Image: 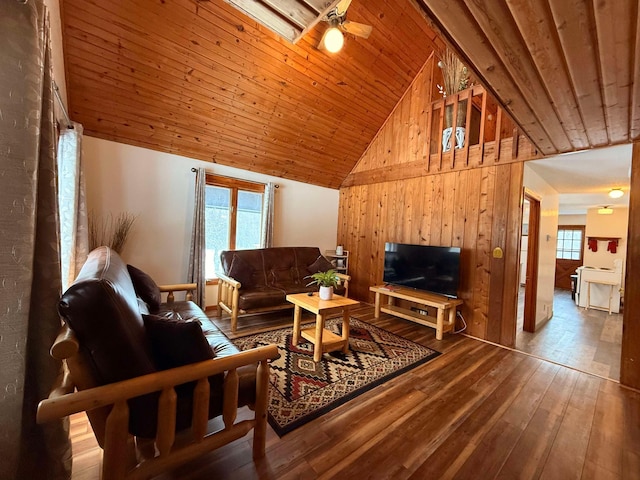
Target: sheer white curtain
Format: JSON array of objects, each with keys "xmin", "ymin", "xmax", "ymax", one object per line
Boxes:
[
  {"xmin": 188, "ymin": 168, "xmax": 206, "ymax": 306},
  {"xmin": 260, "ymin": 182, "xmax": 276, "ymax": 248},
  {"xmin": 58, "ymin": 122, "xmax": 89, "ymax": 290}
]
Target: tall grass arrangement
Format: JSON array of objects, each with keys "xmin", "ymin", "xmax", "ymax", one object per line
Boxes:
[
  {"xmin": 437, "ymin": 48, "xmax": 471, "ymax": 129},
  {"xmin": 437, "ymin": 48, "xmax": 469, "ymax": 97},
  {"xmin": 89, "ymin": 212, "xmax": 137, "ymax": 253}
]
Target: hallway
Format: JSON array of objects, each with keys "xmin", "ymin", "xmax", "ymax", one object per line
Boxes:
[{"xmin": 516, "ymin": 288, "xmax": 622, "ymax": 380}]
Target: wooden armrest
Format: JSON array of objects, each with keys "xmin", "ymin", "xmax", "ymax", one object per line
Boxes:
[
  {"xmin": 336, "ymin": 273, "xmax": 350, "ymax": 298},
  {"xmin": 159, "ymin": 283, "xmax": 197, "ymax": 303},
  {"xmin": 158, "ymin": 283, "xmax": 197, "ymax": 292},
  {"xmin": 37, "ymin": 344, "xmax": 279, "ymax": 424},
  {"xmin": 51, "ymin": 323, "xmax": 79, "ymax": 360},
  {"xmin": 216, "ymin": 273, "xmax": 241, "ymax": 288}
]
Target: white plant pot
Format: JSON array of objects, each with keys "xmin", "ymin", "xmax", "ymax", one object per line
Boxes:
[{"xmin": 319, "ymin": 286, "xmax": 334, "ymax": 300}]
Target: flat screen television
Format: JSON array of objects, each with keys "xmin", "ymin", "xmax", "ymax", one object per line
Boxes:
[{"xmin": 383, "ymin": 242, "xmax": 461, "ymax": 298}]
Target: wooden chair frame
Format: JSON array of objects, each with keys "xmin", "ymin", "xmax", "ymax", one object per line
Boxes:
[{"xmin": 37, "ymin": 284, "xmax": 279, "ymax": 480}]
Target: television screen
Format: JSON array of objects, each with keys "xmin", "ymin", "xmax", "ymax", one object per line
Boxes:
[{"xmin": 383, "ymin": 243, "xmax": 461, "ymax": 298}]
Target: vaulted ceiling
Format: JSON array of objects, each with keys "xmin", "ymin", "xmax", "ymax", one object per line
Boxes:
[
  {"xmin": 60, "ymin": 0, "xmax": 443, "ymax": 189},
  {"xmin": 61, "ymin": 0, "xmax": 639, "ymax": 189}
]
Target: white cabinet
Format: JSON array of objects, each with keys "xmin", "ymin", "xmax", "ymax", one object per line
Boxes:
[
  {"xmin": 324, "ymin": 250, "xmax": 349, "ymax": 275},
  {"xmin": 576, "ymin": 259, "xmax": 623, "ymax": 313}
]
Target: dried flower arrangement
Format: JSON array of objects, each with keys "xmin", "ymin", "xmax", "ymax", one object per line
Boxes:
[
  {"xmin": 89, "ymin": 212, "xmax": 137, "ymax": 253},
  {"xmin": 436, "ymin": 48, "xmax": 470, "ymax": 98}
]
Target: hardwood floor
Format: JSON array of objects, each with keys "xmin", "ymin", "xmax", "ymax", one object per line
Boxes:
[
  {"xmin": 516, "ymin": 288, "xmax": 623, "ymax": 381},
  {"xmin": 69, "ymin": 306, "xmax": 640, "ymax": 479}
]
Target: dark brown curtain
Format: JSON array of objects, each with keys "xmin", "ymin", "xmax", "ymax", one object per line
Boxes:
[{"xmin": 0, "ymin": 0, "xmax": 71, "ymax": 478}]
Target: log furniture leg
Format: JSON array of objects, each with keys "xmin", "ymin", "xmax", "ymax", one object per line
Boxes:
[
  {"xmin": 292, "ymin": 305, "xmax": 301, "ymax": 346},
  {"xmin": 342, "ymin": 308, "xmax": 350, "ymax": 354},
  {"xmin": 314, "ymin": 313, "xmax": 325, "ymax": 362}
]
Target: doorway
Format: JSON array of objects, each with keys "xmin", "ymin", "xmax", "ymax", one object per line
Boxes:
[{"xmin": 520, "ymin": 191, "xmax": 540, "ymax": 333}]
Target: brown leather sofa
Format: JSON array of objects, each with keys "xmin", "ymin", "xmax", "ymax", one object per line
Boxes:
[
  {"xmin": 36, "ymin": 246, "xmax": 278, "ymax": 480},
  {"xmin": 216, "ymin": 247, "xmax": 351, "ymax": 333}
]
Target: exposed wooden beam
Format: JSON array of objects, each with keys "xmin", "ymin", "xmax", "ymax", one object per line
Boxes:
[
  {"xmin": 546, "ymin": 0, "xmax": 608, "ymax": 146},
  {"xmin": 460, "ymin": 0, "xmax": 573, "ymax": 152},
  {"xmin": 504, "ymin": 0, "xmax": 590, "ymax": 150}
]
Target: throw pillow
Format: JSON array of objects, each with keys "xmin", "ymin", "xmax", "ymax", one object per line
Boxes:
[
  {"xmin": 127, "ymin": 264, "xmax": 162, "ymax": 313},
  {"xmin": 228, "ymin": 254, "xmax": 255, "ymax": 287},
  {"xmin": 307, "ymin": 255, "xmax": 334, "ymax": 275},
  {"xmin": 143, "ymin": 314, "xmax": 214, "ymax": 370}
]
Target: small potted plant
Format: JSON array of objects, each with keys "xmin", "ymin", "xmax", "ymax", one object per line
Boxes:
[{"xmin": 306, "ymin": 269, "xmax": 340, "ymax": 300}]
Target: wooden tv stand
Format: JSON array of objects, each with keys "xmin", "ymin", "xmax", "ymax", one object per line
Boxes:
[{"xmin": 370, "ymin": 285, "xmax": 463, "ymax": 340}]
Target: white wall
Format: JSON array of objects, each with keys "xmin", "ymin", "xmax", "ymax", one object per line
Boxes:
[
  {"xmin": 83, "ymin": 137, "xmax": 340, "ymax": 307},
  {"xmin": 524, "ymin": 164, "xmax": 560, "ymax": 327},
  {"xmin": 584, "ymin": 207, "xmax": 628, "ymax": 272},
  {"xmin": 558, "ymin": 214, "xmax": 586, "ymax": 226}
]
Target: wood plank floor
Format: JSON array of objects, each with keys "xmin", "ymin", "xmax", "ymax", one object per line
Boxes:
[
  {"xmin": 69, "ymin": 306, "xmax": 640, "ymax": 480},
  {"xmin": 516, "ymin": 288, "xmax": 623, "ymax": 380}
]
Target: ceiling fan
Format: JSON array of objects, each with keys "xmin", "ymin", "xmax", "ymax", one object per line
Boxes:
[{"xmin": 318, "ymin": 0, "xmax": 373, "ymax": 53}]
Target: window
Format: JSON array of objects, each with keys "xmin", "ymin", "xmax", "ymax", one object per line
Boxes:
[
  {"xmin": 205, "ymin": 174, "xmax": 264, "ymax": 279},
  {"xmin": 556, "ymin": 227, "xmax": 584, "ymax": 261}
]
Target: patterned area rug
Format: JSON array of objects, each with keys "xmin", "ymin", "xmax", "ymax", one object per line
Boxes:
[{"xmin": 233, "ymin": 318, "xmax": 440, "ymax": 436}]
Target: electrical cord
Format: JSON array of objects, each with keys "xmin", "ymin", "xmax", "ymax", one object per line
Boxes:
[{"xmin": 453, "ymin": 310, "xmax": 467, "ymax": 334}]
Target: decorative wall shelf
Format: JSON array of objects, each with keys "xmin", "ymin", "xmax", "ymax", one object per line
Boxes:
[
  {"xmin": 587, "ymin": 236, "xmax": 620, "ymax": 243},
  {"xmin": 325, "ymin": 250, "xmax": 349, "ymax": 275}
]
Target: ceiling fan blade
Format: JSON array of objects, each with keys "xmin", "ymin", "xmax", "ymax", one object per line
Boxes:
[
  {"xmin": 340, "ymin": 20, "xmax": 373, "ymax": 39},
  {"xmin": 334, "ymin": 0, "xmax": 352, "ymax": 16}
]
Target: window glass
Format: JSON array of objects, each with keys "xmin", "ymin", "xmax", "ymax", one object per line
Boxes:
[
  {"xmin": 556, "ymin": 227, "xmax": 584, "ymax": 261},
  {"xmin": 236, "ymin": 191, "xmax": 263, "ymax": 250},
  {"xmin": 205, "ymin": 186, "xmax": 231, "ymax": 278}
]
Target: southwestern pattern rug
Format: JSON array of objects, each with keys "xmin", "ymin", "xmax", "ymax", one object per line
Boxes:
[{"xmin": 233, "ymin": 318, "xmax": 440, "ymax": 436}]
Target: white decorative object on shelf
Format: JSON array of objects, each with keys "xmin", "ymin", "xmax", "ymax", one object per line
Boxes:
[{"xmin": 325, "ymin": 249, "xmax": 349, "ymax": 275}]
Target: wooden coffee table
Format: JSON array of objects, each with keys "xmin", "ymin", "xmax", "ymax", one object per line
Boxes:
[{"xmin": 286, "ymin": 293, "xmax": 360, "ymax": 362}]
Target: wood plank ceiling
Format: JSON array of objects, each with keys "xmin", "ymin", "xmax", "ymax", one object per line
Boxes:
[
  {"xmin": 416, "ymin": 0, "xmax": 640, "ymax": 156},
  {"xmin": 60, "ymin": 0, "xmax": 444, "ymax": 188}
]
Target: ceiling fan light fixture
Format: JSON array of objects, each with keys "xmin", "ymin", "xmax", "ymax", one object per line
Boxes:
[
  {"xmin": 608, "ymin": 188, "xmax": 624, "ymax": 198},
  {"xmin": 322, "ymin": 26, "xmax": 344, "ymax": 53},
  {"xmin": 597, "ymin": 206, "xmax": 614, "ymax": 215}
]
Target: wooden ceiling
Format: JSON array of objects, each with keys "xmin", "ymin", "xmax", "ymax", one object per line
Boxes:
[
  {"xmin": 60, "ymin": 0, "xmax": 443, "ymax": 188},
  {"xmin": 417, "ymin": 0, "xmax": 640, "ymax": 156}
]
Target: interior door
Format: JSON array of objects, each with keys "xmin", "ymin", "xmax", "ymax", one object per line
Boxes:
[
  {"xmin": 523, "ymin": 192, "xmax": 540, "ymax": 333},
  {"xmin": 555, "ymin": 226, "xmax": 585, "ymax": 290}
]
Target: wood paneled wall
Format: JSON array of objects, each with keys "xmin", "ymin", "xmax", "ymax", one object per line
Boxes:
[
  {"xmin": 621, "ymin": 142, "xmax": 640, "ymax": 389},
  {"xmin": 338, "ymin": 55, "xmax": 533, "ymax": 346},
  {"xmin": 338, "ymin": 163, "xmax": 523, "ymax": 344}
]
